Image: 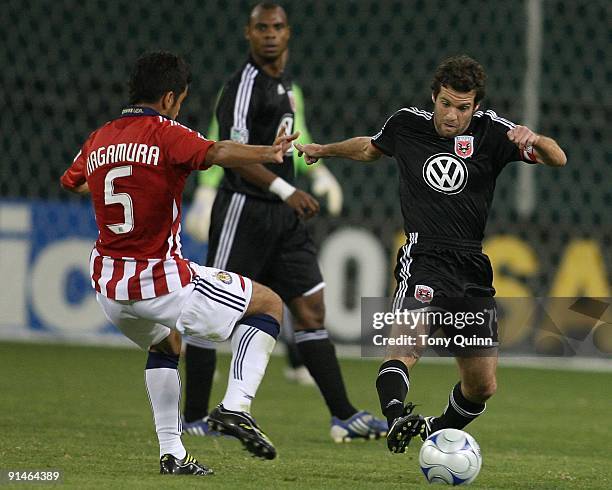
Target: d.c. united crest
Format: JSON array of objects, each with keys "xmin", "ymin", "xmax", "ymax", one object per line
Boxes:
[
  {"xmin": 454, "ymin": 135, "xmax": 474, "ymax": 158},
  {"xmin": 414, "ymin": 284, "xmax": 434, "ymax": 303}
]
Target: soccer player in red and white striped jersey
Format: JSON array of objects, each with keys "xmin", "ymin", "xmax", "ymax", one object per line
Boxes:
[{"xmin": 61, "ymin": 51, "xmax": 296, "ymax": 475}]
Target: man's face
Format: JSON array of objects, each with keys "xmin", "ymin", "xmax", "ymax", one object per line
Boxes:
[
  {"xmin": 168, "ymin": 87, "xmax": 188, "ymax": 120},
  {"xmin": 245, "ymin": 7, "xmax": 290, "ymax": 61},
  {"xmin": 432, "ymin": 85, "xmax": 479, "ymax": 138}
]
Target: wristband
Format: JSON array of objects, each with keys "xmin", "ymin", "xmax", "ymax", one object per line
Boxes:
[{"xmin": 268, "ymin": 177, "xmax": 296, "ymax": 201}]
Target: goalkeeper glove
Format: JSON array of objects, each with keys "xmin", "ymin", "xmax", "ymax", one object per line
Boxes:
[
  {"xmin": 184, "ymin": 186, "xmax": 217, "ymax": 242},
  {"xmin": 310, "ymin": 165, "xmax": 343, "ymax": 216}
]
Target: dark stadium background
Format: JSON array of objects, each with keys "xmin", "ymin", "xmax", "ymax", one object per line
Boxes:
[
  {"xmin": 1, "ymin": 0, "xmax": 610, "ymax": 352},
  {"xmin": 1, "ymin": 2, "xmax": 611, "ymax": 488}
]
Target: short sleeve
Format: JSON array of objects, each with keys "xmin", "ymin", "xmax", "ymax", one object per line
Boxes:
[
  {"xmin": 60, "ymin": 146, "xmax": 88, "ymax": 189},
  {"xmin": 162, "ymin": 122, "xmax": 216, "ymax": 171},
  {"xmin": 371, "ymin": 110, "xmax": 403, "ymax": 157},
  {"xmin": 496, "ymin": 131, "xmax": 523, "ymax": 166},
  {"xmin": 485, "ymin": 110, "xmax": 538, "ymax": 168}
]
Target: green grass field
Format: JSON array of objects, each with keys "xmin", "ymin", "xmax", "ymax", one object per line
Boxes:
[{"xmin": 0, "ymin": 342, "xmax": 610, "ymax": 489}]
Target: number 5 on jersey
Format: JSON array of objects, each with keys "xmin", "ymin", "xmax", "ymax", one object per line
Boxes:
[{"xmin": 104, "ymin": 165, "xmax": 134, "ymax": 234}]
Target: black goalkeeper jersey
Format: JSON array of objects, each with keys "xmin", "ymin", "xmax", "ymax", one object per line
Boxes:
[
  {"xmin": 217, "ymin": 56, "xmax": 295, "ymax": 200},
  {"xmin": 371, "ymin": 107, "xmax": 537, "ymax": 244}
]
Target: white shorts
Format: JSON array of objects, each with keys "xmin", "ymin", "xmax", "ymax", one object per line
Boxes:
[{"xmin": 96, "ymin": 266, "xmax": 253, "ymax": 350}]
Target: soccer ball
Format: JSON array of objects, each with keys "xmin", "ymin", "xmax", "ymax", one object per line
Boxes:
[{"xmin": 418, "ymin": 428, "xmax": 482, "ymax": 485}]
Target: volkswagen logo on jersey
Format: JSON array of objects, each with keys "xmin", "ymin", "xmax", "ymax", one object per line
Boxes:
[{"xmin": 422, "ymin": 153, "xmax": 468, "ymax": 195}]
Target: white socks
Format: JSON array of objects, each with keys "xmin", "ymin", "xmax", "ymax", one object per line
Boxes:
[
  {"xmin": 145, "ymin": 366, "xmax": 186, "ymax": 459},
  {"xmin": 221, "ymin": 322, "xmax": 277, "ymax": 412}
]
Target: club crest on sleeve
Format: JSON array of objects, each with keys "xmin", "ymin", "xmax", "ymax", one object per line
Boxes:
[
  {"xmin": 454, "ymin": 135, "xmax": 474, "ymax": 158},
  {"xmin": 414, "ymin": 284, "xmax": 434, "ymax": 303},
  {"xmin": 215, "ymin": 271, "xmax": 233, "ymax": 284},
  {"xmin": 230, "ymin": 126, "xmax": 249, "ymax": 144}
]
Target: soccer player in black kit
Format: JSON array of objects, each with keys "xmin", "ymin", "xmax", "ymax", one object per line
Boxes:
[
  {"xmin": 297, "ymin": 54, "xmax": 566, "ymax": 453},
  {"xmin": 183, "ymin": 2, "xmax": 387, "ymax": 442}
]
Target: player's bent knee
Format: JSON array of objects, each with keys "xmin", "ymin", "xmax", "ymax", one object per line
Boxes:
[
  {"xmin": 147, "ymin": 330, "xmax": 181, "ymax": 369},
  {"xmin": 293, "ymin": 309, "xmax": 324, "ymax": 330},
  {"xmin": 291, "ymin": 298, "xmax": 325, "ymax": 330},
  {"xmin": 149, "ymin": 329, "xmax": 181, "ymax": 356},
  {"xmin": 246, "ymin": 282, "xmax": 283, "ymax": 325}
]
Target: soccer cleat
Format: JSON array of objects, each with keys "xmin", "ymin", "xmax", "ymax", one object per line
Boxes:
[
  {"xmin": 420, "ymin": 416, "xmax": 435, "ymax": 441},
  {"xmin": 159, "ymin": 453, "xmax": 214, "ymax": 476},
  {"xmin": 181, "ymin": 415, "xmax": 221, "ymax": 437},
  {"xmin": 207, "ymin": 404, "xmax": 276, "ymax": 460},
  {"xmin": 386, "ymin": 402, "xmax": 430, "ymax": 454},
  {"xmin": 330, "ymin": 411, "xmax": 389, "ymax": 443}
]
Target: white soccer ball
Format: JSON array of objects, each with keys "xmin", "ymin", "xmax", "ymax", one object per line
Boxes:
[{"xmin": 418, "ymin": 428, "xmax": 482, "ymax": 485}]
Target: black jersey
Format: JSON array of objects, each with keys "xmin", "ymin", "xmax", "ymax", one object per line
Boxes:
[
  {"xmin": 371, "ymin": 107, "xmax": 537, "ymax": 244},
  {"xmin": 216, "ymin": 56, "xmax": 295, "ymax": 200}
]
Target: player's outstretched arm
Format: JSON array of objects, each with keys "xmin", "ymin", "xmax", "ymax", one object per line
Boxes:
[
  {"xmin": 205, "ymin": 132, "xmax": 299, "ymax": 167},
  {"xmin": 506, "ymin": 126, "xmax": 567, "ymax": 167},
  {"xmin": 295, "ymin": 137, "xmax": 383, "ymax": 164}
]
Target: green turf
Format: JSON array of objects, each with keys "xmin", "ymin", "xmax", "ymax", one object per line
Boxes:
[{"xmin": 0, "ymin": 342, "xmax": 610, "ymax": 489}]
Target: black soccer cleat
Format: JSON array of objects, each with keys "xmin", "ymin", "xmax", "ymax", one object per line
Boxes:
[
  {"xmin": 207, "ymin": 404, "xmax": 277, "ymax": 460},
  {"xmin": 386, "ymin": 402, "xmax": 433, "ymax": 454},
  {"xmin": 159, "ymin": 452, "xmax": 214, "ymax": 476}
]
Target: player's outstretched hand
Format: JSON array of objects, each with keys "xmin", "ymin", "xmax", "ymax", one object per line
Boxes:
[
  {"xmin": 269, "ymin": 131, "xmax": 300, "ymax": 163},
  {"xmin": 286, "ymin": 189, "xmax": 320, "ymax": 220},
  {"xmin": 507, "ymin": 125, "xmax": 540, "ymax": 151},
  {"xmin": 295, "ymin": 143, "xmax": 323, "ymax": 165}
]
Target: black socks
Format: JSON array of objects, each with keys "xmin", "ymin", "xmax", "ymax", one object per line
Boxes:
[
  {"xmin": 183, "ymin": 344, "xmax": 216, "ymax": 423},
  {"xmin": 376, "ymin": 359, "xmax": 410, "ymax": 426}
]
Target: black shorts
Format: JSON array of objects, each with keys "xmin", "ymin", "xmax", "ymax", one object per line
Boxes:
[
  {"xmin": 393, "ymin": 234, "xmax": 498, "ymax": 352},
  {"xmin": 206, "ymin": 189, "xmax": 324, "ymax": 304}
]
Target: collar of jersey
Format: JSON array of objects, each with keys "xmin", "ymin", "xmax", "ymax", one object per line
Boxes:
[
  {"xmin": 120, "ymin": 106, "xmax": 168, "ymax": 119},
  {"xmin": 247, "ymin": 55, "xmax": 288, "ymax": 82}
]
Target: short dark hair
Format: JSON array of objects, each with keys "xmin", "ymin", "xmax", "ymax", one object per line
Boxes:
[
  {"xmin": 253, "ymin": 1, "xmax": 282, "ymax": 10},
  {"xmin": 248, "ymin": 2, "xmax": 286, "ymax": 25},
  {"xmin": 128, "ymin": 51, "xmax": 192, "ymax": 105},
  {"xmin": 431, "ymin": 55, "xmax": 487, "ymax": 104}
]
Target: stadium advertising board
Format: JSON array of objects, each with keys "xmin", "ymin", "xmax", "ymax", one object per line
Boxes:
[{"xmin": 1, "ymin": 200, "xmax": 610, "ymax": 356}]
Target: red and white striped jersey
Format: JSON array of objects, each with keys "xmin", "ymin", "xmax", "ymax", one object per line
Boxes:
[{"xmin": 61, "ymin": 106, "xmax": 215, "ymax": 300}]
